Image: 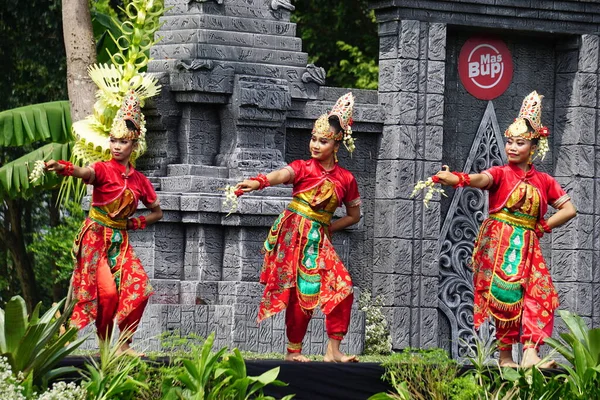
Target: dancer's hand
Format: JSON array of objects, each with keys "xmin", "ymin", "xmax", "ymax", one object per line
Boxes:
[
  {"xmin": 45, "ymin": 159, "xmax": 63, "ymax": 173},
  {"xmin": 235, "ymin": 179, "xmax": 260, "ymax": 193},
  {"xmin": 434, "ymin": 165, "xmax": 460, "ymax": 187}
]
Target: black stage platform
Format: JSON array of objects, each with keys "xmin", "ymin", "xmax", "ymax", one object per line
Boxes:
[{"xmin": 60, "ymin": 356, "xmax": 394, "ymax": 400}]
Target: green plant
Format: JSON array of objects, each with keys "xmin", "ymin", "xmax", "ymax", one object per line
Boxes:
[
  {"xmin": 163, "ymin": 332, "xmax": 294, "ymax": 400},
  {"xmin": 0, "ymin": 296, "xmax": 85, "ymax": 390},
  {"xmin": 359, "ymin": 291, "xmax": 392, "ymax": 355},
  {"xmin": 158, "ymin": 329, "xmax": 206, "ymax": 358},
  {"xmin": 374, "ymin": 348, "xmax": 458, "ymax": 400},
  {"xmin": 29, "ymin": 201, "xmax": 85, "ymax": 301},
  {"xmin": 545, "ymin": 310, "xmax": 600, "ymax": 399},
  {"xmin": 82, "ymin": 330, "xmax": 149, "ymax": 400}
]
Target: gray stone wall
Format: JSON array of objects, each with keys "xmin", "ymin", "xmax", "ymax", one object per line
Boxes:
[
  {"xmin": 77, "ymin": 0, "xmax": 600, "ymax": 356},
  {"xmin": 373, "ymin": 18, "xmax": 446, "ymax": 350}
]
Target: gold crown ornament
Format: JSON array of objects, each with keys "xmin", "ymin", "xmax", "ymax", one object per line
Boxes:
[
  {"xmin": 328, "ymin": 92, "xmax": 356, "ymax": 154},
  {"xmin": 110, "ymin": 89, "xmax": 145, "ymax": 140},
  {"xmin": 505, "ymin": 91, "xmax": 550, "ymax": 160},
  {"xmin": 311, "ymin": 114, "xmax": 338, "ymax": 139}
]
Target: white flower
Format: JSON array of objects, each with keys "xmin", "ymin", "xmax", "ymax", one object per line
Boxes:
[
  {"xmin": 29, "ymin": 160, "xmax": 46, "ymax": 183},
  {"xmin": 222, "ymin": 185, "xmax": 240, "ymax": 217},
  {"xmin": 36, "ymin": 381, "xmax": 86, "ymax": 400},
  {"xmin": 410, "ymin": 177, "xmax": 446, "ymax": 208}
]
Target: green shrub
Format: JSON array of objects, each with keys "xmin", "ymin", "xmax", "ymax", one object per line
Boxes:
[{"xmin": 359, "ymin": 291, "xmax": 392, "ymax": 355}]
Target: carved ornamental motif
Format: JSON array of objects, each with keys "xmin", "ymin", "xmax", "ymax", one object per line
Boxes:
[
  {"xmin": 437, "ymin": 101, "xmax": 507, "ymax": 359},
  {"xmin": 301, "ymin": 64, "xmax": 326, "ymax": 86}
]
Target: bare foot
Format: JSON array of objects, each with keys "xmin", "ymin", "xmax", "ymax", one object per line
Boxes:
[
  {"xmin": 323, "ymin": 353, "xmax": 359, "ymax": 363},
  {"xmin": 499, "ymin": 359, "xmax": 519, "ymax": 368},
  {"xmin": 499, "ymin": 349, "xmax": 518, "ymax": 368},
  {"xmin": 521, "ymin": 348, "xmax": 555, "ymax": 368},
  {"xmin": 324, "ymin": 338, "xmax": 359, "ymax": 363},
  {"xmin": 116, "ymin": 343, "xmax": 144, "ymax": 357},
  {"xmin": 284, "ymin": 352, "xmax": 310, "ymax": 362}
]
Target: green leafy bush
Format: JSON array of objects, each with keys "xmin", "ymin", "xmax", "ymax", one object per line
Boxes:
[
  {"xmin": 162, "ymin": 332, "xmax": 294, "ymax": 400},
  {"xmin": 373, "ymin": 348, "xmax": 458, "ymax": 400},
  {"xmin": 0, "ymin": 296, "xmax": 85, "ymax": 392},
  {"xmin": 546, "ymin": 310, "xmax": 600, "ymax": 399},
  {"xmin": 359, "ymin": 291, "xmax": 392, "ymax": 355}
]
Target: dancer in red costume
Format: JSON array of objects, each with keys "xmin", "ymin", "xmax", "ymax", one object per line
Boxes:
[
  {"xmin": 236, "ymin": 93, "xmax": 361, "ymax": 362},
  {"xmin": 46, "ymin": 91, "xmax": 163, "ymax": 356},
  {"xmin": 435, "ymin": 91, "xmax": 577, "ymax": 368}
]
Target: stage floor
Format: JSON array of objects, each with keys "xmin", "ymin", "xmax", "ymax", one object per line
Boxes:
[{"xmin": 60, "ymin": 356, "xmax": 393, "ymax": 399}]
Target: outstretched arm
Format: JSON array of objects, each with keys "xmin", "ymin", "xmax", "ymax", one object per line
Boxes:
[
  {"xmin": 330, "ymin": 205, "xmax": 361, "ymax": 234},
  {"xmin": 45, "ymin": 159, "xmax": 92, "ymax": 181},
  {"xmin": 434, "ymin": 165, "xmax": 491, "ymax": 189},
  {"xmin": 235, "ymin": 168, "xmax": 292, "ymax": 193}
]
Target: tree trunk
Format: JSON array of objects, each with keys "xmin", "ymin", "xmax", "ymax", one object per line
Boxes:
[
  {"xmin": 62, "ymin": 0, "xmax": 97, "ymax": 121},
  {"xmin": 4, "ymin": 199, "xmax": 38, "ymax": 311}
]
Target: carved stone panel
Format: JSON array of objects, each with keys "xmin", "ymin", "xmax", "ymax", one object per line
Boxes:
[{"xmin": 437, "ymin": 101, "xmax": 507, "ymax": 359}]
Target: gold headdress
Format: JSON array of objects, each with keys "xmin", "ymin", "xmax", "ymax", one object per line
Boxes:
[
  {"xmin": 312, "ymin": 114, "xmax": 335, "ymax": 138},
  {"xmin": 505, "ymin": 91, "xmax": 550, "ymax": 160},
  {"xmin": 110, "ymin": 90, "xmax": 145, "ymax": 140},
  {"xmin": 327, "ymin": 92, "xmax": 356, "ymax": 154}
]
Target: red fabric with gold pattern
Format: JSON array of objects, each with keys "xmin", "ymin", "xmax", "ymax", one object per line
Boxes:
[
  {"xmin": 257, "ymin": 208, "xmax": 353, "ymax": 322},
  {"xmin": 257, "ymin": 159, "xmax": 359, "ymax": 323},
  {"xmin": 70, "ymin": 218, "xmax": 154, "ymax": 329},
  {"xmin": 70, "ymin": 159, "xmax": 156, "ymax": 330},
  {"xmin": 472, "ymin": 177, "xmax": 561, "ymax": 345}
]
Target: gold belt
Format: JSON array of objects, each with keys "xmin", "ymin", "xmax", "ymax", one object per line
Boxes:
[
  {"xmin": 489, "ymin": 208, "xmax": 536, "ymax": 230},
  {"xmin": 89, "ymin": 207, "xmax": 128, "ymax": 230},
  {"xmin": 287, "ymin": 198, "xmax": 333, "ymax": 226}
]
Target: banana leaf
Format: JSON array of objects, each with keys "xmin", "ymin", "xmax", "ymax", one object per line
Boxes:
[
  {"xmin": 0, "ymin": 142, "xmax": 72, "ymax": 199},
  {"xmin": 91, "ymin": 9, "xmax": 122, "ymax": 66},
  {"xmin": 0, "ymin": 101, "xmax": 72, "ymax": 147}
]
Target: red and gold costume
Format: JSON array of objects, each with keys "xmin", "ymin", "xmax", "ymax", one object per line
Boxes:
[
  {"xmin": 70, "ymin": 158, "xmax": 159, "ymax": 339},
  {"xmin": 472, "ymin": 91, "xmax": 570, "ymax": 350},
  {"xmin": 258, "ymin": 158, "xmax": 361, "ymax": 352}
]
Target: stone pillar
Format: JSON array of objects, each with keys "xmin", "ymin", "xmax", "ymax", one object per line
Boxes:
[
  {"xmin": 215, "ymin": 75, "xmax": 291, "ymax": 176},
  {"xmin": 374, "ymin": 19, "xmax": 446, "ymax": 349},
  {"xmin": 553, "ymin": 35, "xmax": 599, "ymax": 328}
]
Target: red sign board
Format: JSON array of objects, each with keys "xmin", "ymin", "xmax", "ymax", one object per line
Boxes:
[{"xmin": 458, "ymin": 37, "xmax": 513, "ymax": 100}]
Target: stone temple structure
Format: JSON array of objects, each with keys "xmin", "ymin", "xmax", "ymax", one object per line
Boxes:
[{"xmin": 80, "ymin": 0, "xmax": 600, "ymax": 358}]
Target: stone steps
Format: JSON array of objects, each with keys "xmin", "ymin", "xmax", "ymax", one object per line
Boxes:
[
  {"xmin": 165, "ymin": 0, "xmax": 294, "ymax": 23},
  {"xmin": 159, "ymin": 14, "xmax": 297, "ymax": 37},
  {"xmin": 159, "ymin": 28, "xmax": 302, "ymax": 52},
  {"xmin": 159, "ymin": 175, "xmax": 292, "ymax": 197},
  {"xmin": 167, "ymin": 164, "xmax": 229, "ymax": 178},
  {"xmin": 150, "ymin": 43, "xmax": 308, "ymax": 68}
]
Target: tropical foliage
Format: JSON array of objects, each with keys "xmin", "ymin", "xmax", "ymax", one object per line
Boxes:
[
  {"xmin": 292, "ymin": 0, "xmax": 379, "ymax": 89},
  {"xmin": 0, "ymin": 296, "xmax": 86, "ymax": 394},
  {"xmin": 371, "ymin": 311, "xmax": 600, "ymax": 400},
  {"xmin": 162, "ymin": 332, "xmax": 294, "ymax": 400},
  {"xmin": 545, "ymin": 310, "xmax": 600, "ymax": 399}
]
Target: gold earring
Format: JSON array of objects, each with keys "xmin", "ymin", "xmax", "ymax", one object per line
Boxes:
[
  {"xmin": 334, "ymin": 151, "xmax": 338, "ymax": 163},
  {"xmin": 528, "ymin": 150, "xmax": 534, "ymax": 164}
]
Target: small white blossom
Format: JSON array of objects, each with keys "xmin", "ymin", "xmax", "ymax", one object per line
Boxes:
[
  {"xmin": 36, "ymin": 381, "xmax": 86, "ymax": 400},
  {"xmin": 0, "ymin": 357, "xmax": 26, "ymax": 400},
  {"xmin": 29, "ymin": 160, "xmax": 46, "ymax": 183},
  {"xmin": 533, "ymin": 136, "xmax": 549, "ymax": 162},
  {"xmin": 221, "ymin": 185, "xmax": 240, "ymax": 217},
  {"xmin": 410, "ymin": 177, "xmax": 446, "ymax": 208}
]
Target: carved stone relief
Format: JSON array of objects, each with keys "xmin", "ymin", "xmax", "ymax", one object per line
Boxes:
[{"xmin": 437, "ymin": 101, "xmax": 507, "ymax": 359}]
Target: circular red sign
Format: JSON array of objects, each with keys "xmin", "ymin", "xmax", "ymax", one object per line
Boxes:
[{"xmin": 458, "ymin": 37, "xmax": 513, "ymax": 100}]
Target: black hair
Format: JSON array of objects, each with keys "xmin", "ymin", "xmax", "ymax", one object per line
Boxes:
[
  {"xmin": 125, "ymin": 119, "xmax": 138, "ymax": 132},
  {"xmin": 327, "ymin": 115, "xmax": 343, "ymax": 136},
  {"xmin": 524, "ymin": 120, "xmax": 539, "ymax": 145}
]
